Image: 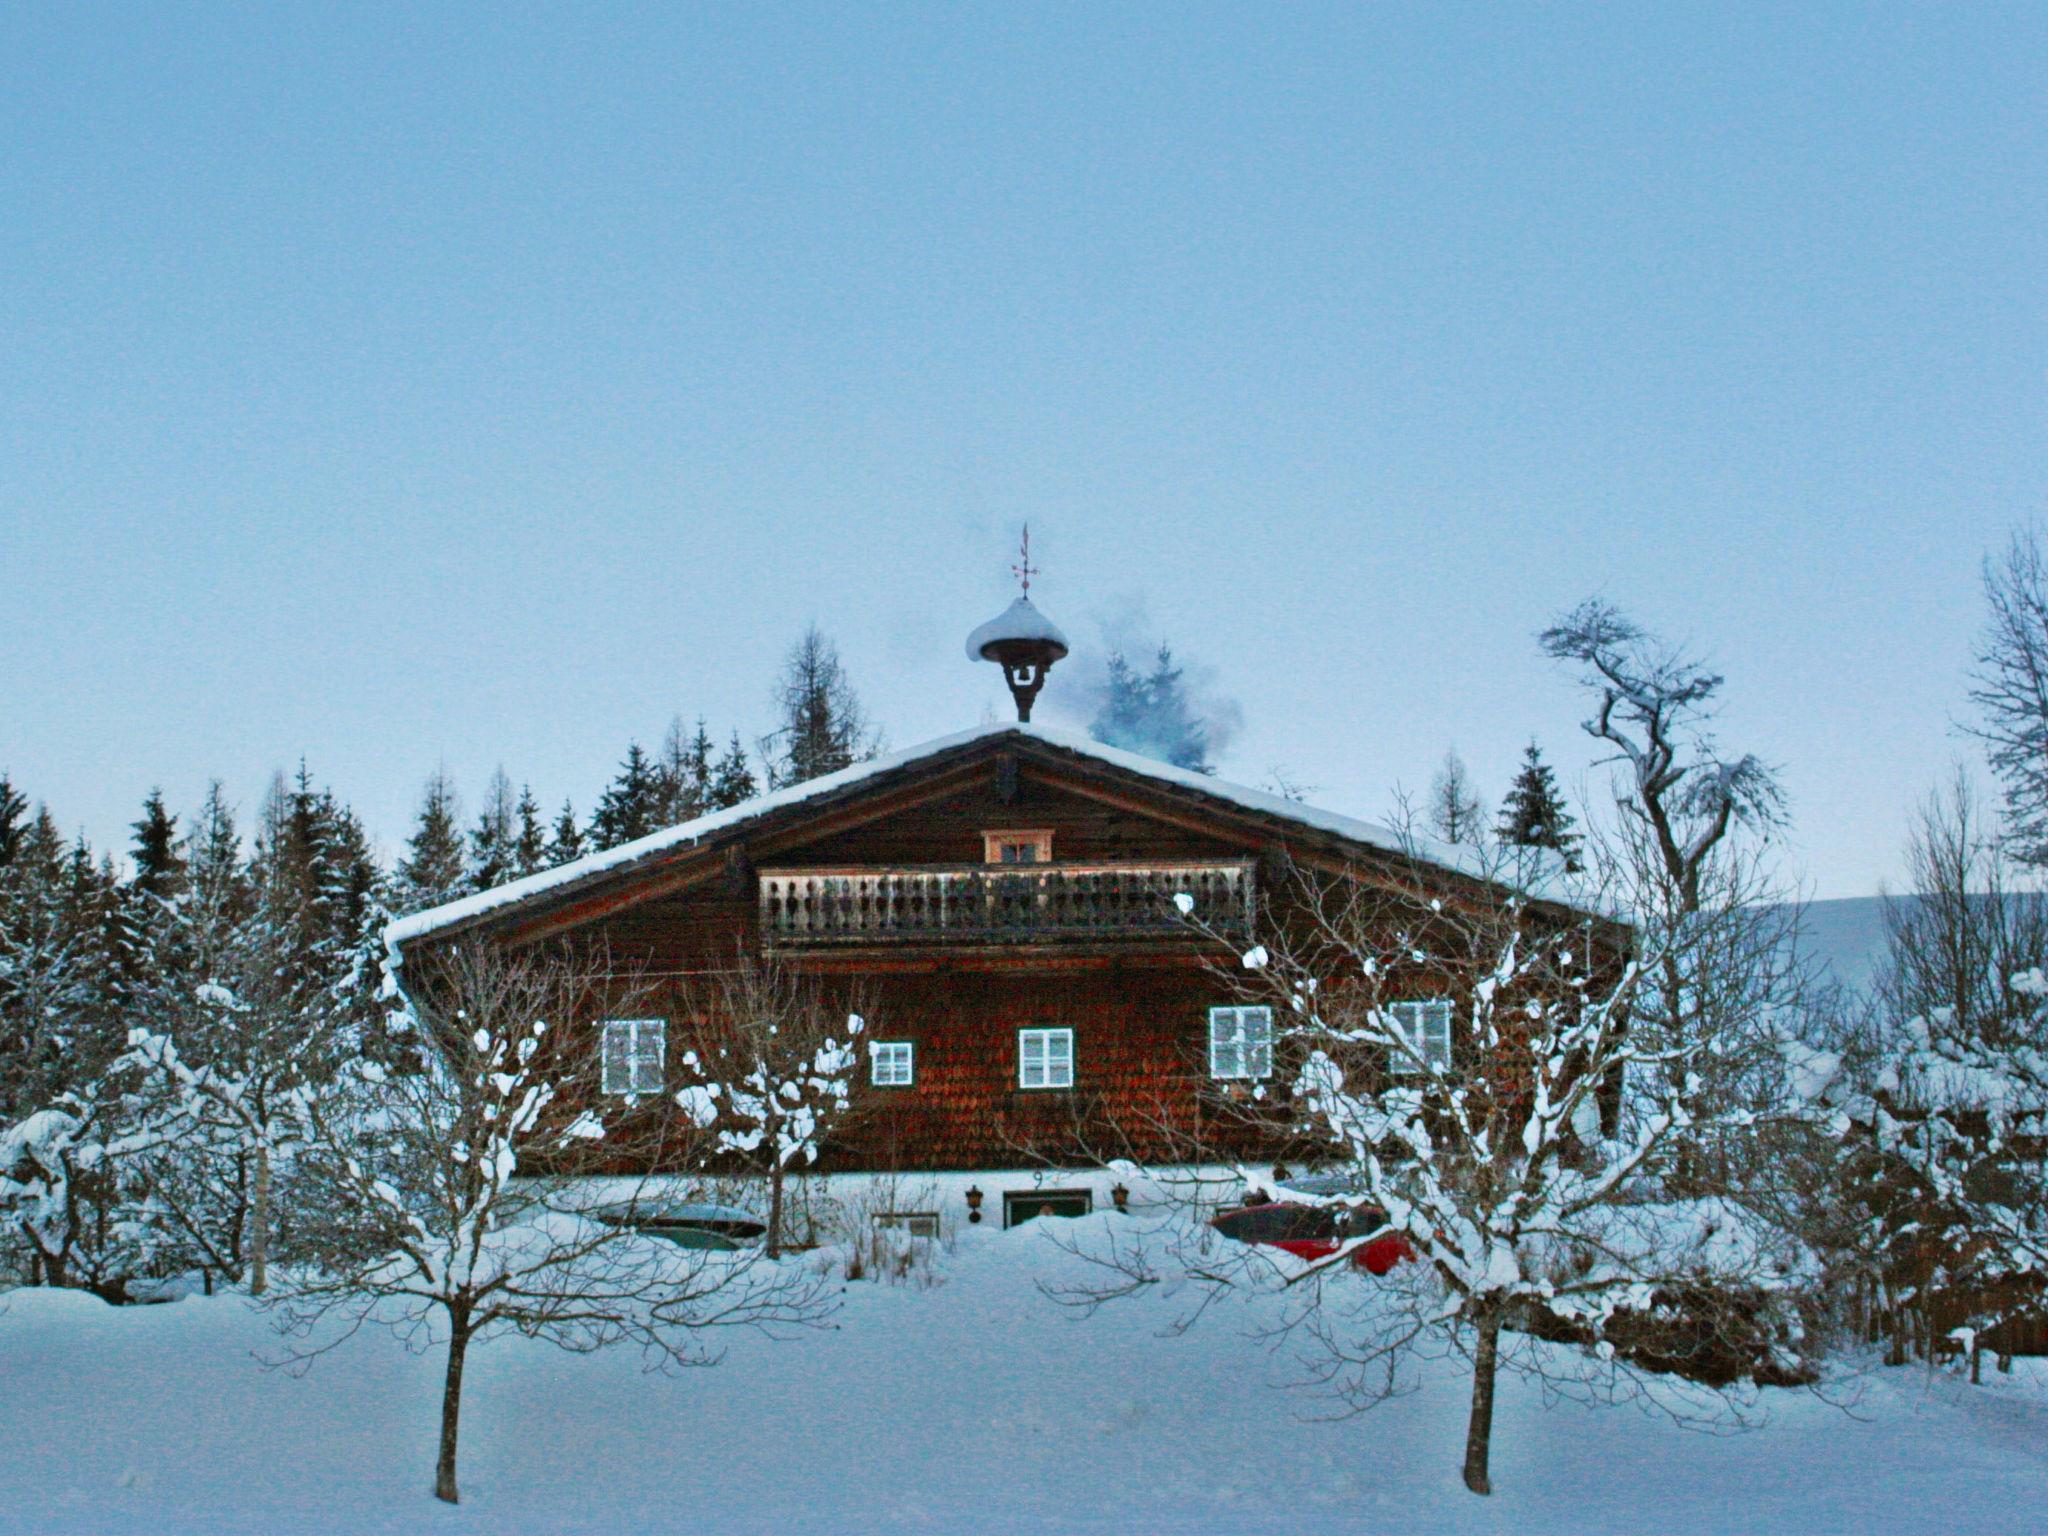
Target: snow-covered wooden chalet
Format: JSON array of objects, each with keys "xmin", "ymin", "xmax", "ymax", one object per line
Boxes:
[{"xmin": 385, "ymin": 590, "xmax": 1618, "ymax": 1227}]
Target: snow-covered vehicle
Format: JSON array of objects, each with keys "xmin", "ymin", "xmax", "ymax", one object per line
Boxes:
[
  {"xmin": 596, "ymin": 1202, "xmax": 768, "ymax": 1251},
  {"xmin": 1210, "ymin": 1200, "xmax": 1415, "ymax": 1275}
]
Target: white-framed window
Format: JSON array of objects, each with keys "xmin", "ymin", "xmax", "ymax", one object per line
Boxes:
[
  {"xmin": 871, "ymin": 1040, "xmax": 916, "ymax": 1087},
  {"xmin": 1018, "ymin": 1027, "xmax": 1075, "ymax": 1090},
  {"xmin": 601, "ymin": 1018, "xmax": 666, "ymax": 1096},
  {"xmin": 1386, "ymin": 1000, "xmax": 1453, "ymax": 1075},
  {"xmin": 1208, "ymin": 1004, "xmax": 1274, "ymax": 1080},
  {"xmin": 983, "ymin": 829, "xmax": 1053, "ymax": 865}
]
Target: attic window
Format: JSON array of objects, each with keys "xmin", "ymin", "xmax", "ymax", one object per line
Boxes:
[{"xmin": 984, "ymin": 829, "xmax": 1053, "ymax": 865}]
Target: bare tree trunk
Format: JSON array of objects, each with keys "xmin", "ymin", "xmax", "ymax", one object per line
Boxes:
[
  {"xmin": 435, "ymin": 1310, "xmax": 472, "ymax": 1505},
  {"xmin": 767, "ymin": 1163, "xmax": 785, "ymax": 1260},
  {"xmin": 1463, "ymin": 1308, "xmax": 1501, "ymax": 1496},
  {"xmin": 248, "ymin": 1143, "xmax": 270, "ymax": 1297}
]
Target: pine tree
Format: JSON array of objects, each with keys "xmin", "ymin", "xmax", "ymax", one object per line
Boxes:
[
  {"xmin": 1495, "ymin": 742, "xmax": 1582, "ymax": 871},
  {"xmin": 763, "ymin": 627, "xmax": 877, "ymax": 789},
  {"xmin": 114, "ymin": 789, "xmax": 189, "ymax": 1004},
  {"xmin": 468, "ymin": 769, "xmax": 519, "ymax": 893},
  {"xmin": 395, "ymin": 770, "xmax": 466, "ymax": 913},
  {"xmin": 513, "ymin": 786, "xmax": 549, "ymax": 877},
  {"xmin": 710, "ymin": 731, "xmax": 758, "ymax": 810},
  {"xmin": 1088, "ymin": 643, "xmax": 1216, "ymax": 773},
  {"xmin": 1427, "ymin": 750, "xmax": 1486, "ymax": 846},
  {"xmin": 590, "ymin": 744, "xmax": 666, "ymax": 850},
  {"xmin": 0, "ymin": 773, "xmax": 28, "ymax": 868},
  {"xmin": 548, "ymin": 800, "xmax": 586, "ymax": 866},
  {"xmin": 656, "ymin": 717, "xmax": 716, "ymax": 825}
]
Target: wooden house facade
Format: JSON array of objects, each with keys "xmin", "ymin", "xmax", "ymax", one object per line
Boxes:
[{"xmin": 385, "ymin": 722, "xmax": 1611, "ymax": 1223}]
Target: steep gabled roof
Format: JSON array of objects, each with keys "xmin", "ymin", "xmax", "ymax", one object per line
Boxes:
[{"xmin": 384, "ymin": 722, "xmax": 1573, "ymax": 958}]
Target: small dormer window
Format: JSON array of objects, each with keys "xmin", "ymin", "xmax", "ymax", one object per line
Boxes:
[{"xmin": 984, "ymin": 829, "xmax": 1053, "ymax": 865}]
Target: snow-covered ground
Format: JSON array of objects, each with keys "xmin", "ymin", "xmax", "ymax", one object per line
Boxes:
[{"xmin": 4, "ymin": 1213, "xmax": 2044, "ymax": 1535}]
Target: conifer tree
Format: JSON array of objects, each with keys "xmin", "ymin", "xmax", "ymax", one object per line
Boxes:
[
  {"xmin": 394, "ymin": 770, "xmax": 467, "ymax": 913},
  {"xmin": 548, "ymin": 801, "xmax": 586, "ymax": 866},
  {"xmin": 1495, "ymin": 741, "xmax": 1582, "ymax": 870},
  {"xmin": 0, "ymin": 773, "xmax": 29, "ymax": 868},
  {"xmin": 1427, "ymin": 750, "xmax": 1487, "ymax": 846},
  {"xmin": 513, "ymin": 786, "xmax": 549, "ymax": 877},
  {"xmin": 467, "ymin": 769, "xmax": 519, "ymax": 893},
  {"xmin": 129, "ymin": 790, "xmax": 188, "ymax": 900},
  {"xmin": 656, "ymin": 716, "xmax": 717, "ymax": 824},
  {"xmin": 590, "ymin": 744, "xmax": 665, "ymax": 850},
  {"xmin": 710, "ymin": 731, "xmax": 758, "ymax": 810},
  {"xmin": 763, "ymin": 627, "xmax": 877, "ymax": 789},
  {"xmin": 1088, "ymin": 643, "xmax": 1216, "ymax": 773}
]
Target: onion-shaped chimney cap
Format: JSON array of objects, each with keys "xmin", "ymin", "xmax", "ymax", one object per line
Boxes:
[{"xmin": 965, "ymin": 596, "xmax": 1070, "ymax": 663}]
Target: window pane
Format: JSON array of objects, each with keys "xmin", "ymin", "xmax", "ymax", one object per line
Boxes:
[
  {"xmin": 601, "ymin": 1023, "xmax": 628, "ymax": 1094},
  {"xmin": 1245, "ymin": 1006, "xmax": 1273, "ymax": 1079}
]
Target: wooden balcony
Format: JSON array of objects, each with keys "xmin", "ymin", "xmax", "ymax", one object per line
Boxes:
[{"xmin": 758, "ymin": 860, "xmax": 1253, "ymax": 948}]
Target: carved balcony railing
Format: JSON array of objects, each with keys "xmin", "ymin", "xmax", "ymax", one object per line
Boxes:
[{"xmin": 758, "ymin": 860, "xmax": 1254, "ymax": 948}]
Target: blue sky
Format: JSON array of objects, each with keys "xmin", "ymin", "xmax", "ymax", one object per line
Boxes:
[{"xmin": 4, "ymin": 4, "xmax": 2043, "ymax": 896}]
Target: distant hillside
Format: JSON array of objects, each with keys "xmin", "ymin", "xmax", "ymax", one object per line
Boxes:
[{"xmin": 1787, "ymin": 896, "xmax": 1891, "ymax": 997}]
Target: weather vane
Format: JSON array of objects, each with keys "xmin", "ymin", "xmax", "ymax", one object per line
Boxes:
[{"xmin": 1011, "ymin": 524, "xmax": 1039, "ymax": 595}]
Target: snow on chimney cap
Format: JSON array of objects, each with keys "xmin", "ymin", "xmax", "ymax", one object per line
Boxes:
[{"xmin": 964, "ymin": 595, "xmax": 1070, "ymax": 664}]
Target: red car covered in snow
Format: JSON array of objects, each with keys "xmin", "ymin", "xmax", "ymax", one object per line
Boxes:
[{"xmin": 1210, "ymin": 1200, "xmax": 1416, "ymax": 1275}]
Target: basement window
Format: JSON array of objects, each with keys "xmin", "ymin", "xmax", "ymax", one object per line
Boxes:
[
  {"xmin": 871, "ymin": 1040, "xmax": 915, "ymax": 1087},
  {"xmin": 1003, "ymin": 1189, "xmax": 1093, "ymax": 1227},
  {"xmin": 875, "ymin": 1211, "xmax": 940, "ymax": 1239},
  {"xmin": 984, "ymin": 829, "xmax": 1053, "ymax": 865},
  {"xmin": 1018, "ymin": 1027, "xmax": 1075, "ymax": 1090},
  {"xmin": 600, "ymin": 1019, "xmax": 666, "ymax": 1097},
  {"xmin": 1386, "ymin": 1000, "xmax": 1453, "ymax": 1075},
  {"xmin": 1208, "ymin": 1005, "xmax": 1274, "ymax": 1081}
]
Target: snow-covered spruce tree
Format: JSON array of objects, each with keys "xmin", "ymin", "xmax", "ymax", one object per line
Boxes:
[
  {"xmin": 1856, "ymin": 771, "xmax": 2048, "ymax": 1371},
  {"xmin": 466, "ymin": 768, "xmax": 519, "ymax": 894},
  {"xmin": 512, "ymin": 785, "xmax": 549, "ymax": 878},
  {"xmin": 656, "ymin": 716, "xmax": 716, "ymax": 826},
  {"xmin": 1497, "ymin": 742, "xmax": 1582, "ymax": 871},
  {"xmin": 674, "ymin": 950, "xmax": 866, "ymax": 1258},
  {"xmin": 1088, "ymin": 642, "xmax": 1221, "ymax": 773},
  {"xmin": 589, "ymin": 743, "xmax": 666, "ymax": 850},
  {"xmin": 1132, "ymin": 844, "xmax": 1815, "ymax": 1498},
  {"xmin": 710, "ymin": 730, "xmax": 759, "ymax": 809},
  {"xmin": 548, "ymin": 799, "xmax": 586, "ymax": 866},
  {"xmin": 113, "ymin": 776, "xmax": 388, "ymax": 1293},
  {"xmin": 761, "ymin": 626, "xmax": 879, "ymax": 790},
  {"xmin": 1428, "ymin": 749, "xmax": 1487, "ymax": 846},
  {"xmin": 392, "ymin": 769, "xmax": 466, "ymax": 913},
  {"xmin": 278, "ymin": 940, "xmax": 832, "ymax": 1505}
]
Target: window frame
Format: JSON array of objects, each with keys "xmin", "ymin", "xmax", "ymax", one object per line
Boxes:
[
  {"xmin": 1017, "ymin": 1026, "xmax": 1075, "ymax": 1090},
  {"xmin": 1386, "ymin": 999, "xmax": 1453, "ymax": 1075},
  {"xmin": 1207, "ymin": 1004, "xmax": 1274, "ymax": 1081},
  {"xmin": 982, "ymin": 828, "xmax": 1054, "ymax": 865},
  {"xmin": 600, "ymin": 1017, "xmax": 667, "ymax": 1098},
  {"xmin": 870, "ymin": 1039, "xmax": 916, "ymax": 1088}
]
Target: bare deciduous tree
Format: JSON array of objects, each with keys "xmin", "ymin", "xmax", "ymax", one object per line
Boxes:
[
  {"xmin": 673, "ymin": 948, "xmax": 867, "ymax": 1258},
  {"xmin": 1969, "ymin": 528, "xmax": 2048, "ymax": 866},
  {"xmin": 275, "ymin": 941, "xmax": 831, "ymax": 1505}
]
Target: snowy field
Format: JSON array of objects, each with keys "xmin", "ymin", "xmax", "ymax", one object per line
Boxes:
[{"xmin": 5, "ymin": 1213, "xmax": 2045, "ymax": 1536}]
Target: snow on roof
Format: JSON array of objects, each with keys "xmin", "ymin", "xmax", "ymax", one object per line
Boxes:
[
  {"xmin": 964, "ymin": 596, "xmax": 1070, "ymax": 661},
  {"xmin": 384, "ymin": 721, "xmax": 1560, "ymax": 958}
]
